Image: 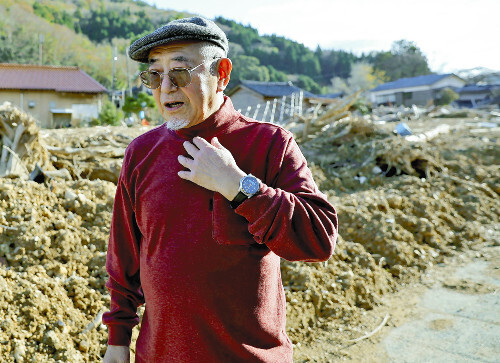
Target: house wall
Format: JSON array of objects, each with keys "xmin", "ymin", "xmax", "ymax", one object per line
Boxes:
[
  {"xmin": 0, "ymin": 90, "xmax": 105, "ymax": 128},
  {"xmin": 397, "ymin": 89, "xmax": 434, "ymax": 106},
  {"xmin": 371, "ymin": 76, "xmax": 467, "ymax": 107},
  {"xmin": 433, "ymin": 77, "xmax": 466, "ymax": 90},
  {"xmin": 457, "ymin": 91, "xmax": 490, "ymax": 107},
  {"xmin": 229, "ymin": 87, "xmax": 265, "ymax": 114}
]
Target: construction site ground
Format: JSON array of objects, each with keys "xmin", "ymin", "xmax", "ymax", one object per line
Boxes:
[{"xmin": 0, "ymin": 102, "xmax": 499, "ymax": 362}]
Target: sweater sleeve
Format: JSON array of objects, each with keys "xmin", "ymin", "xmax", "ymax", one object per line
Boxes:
[
  {"xmin": 235, "ymin": 135, "xmax": 337, "ymax": 262},
  {"xmin": 102, "ymin": 155, "xmax": 144, "ymax": 346}
]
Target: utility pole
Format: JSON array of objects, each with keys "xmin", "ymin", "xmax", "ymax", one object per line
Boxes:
[
  {"xmin": 112, "ymin": 46, "xmax": 117, "ymax": 93},
  {"xmin": 125, "ymin": 48, "xmax": 132, "ymax": 97},
  {"xmin": 38, "ymin": 34, "xmax": 44, "ymax": 65}
]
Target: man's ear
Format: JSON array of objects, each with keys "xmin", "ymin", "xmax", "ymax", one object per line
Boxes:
[{"xmin": 216, "ymin": 58, "xmax": 232, "ymax": 92}]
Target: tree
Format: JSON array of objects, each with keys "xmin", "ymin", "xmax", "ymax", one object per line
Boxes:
[
  {"xmin": 372, "ymin": 40, "xmax": 431, "ymax": 81},
  {"xmin": 330, "ymin": 77, "xmax": 350, "ymax": 94},
  {"xmin": 98, "ymin": 99, "xmax": 123, "ymax": 126},
  {"xmin": 295, "ymin": 75, "xmax": 322, "ymax": 94},
  {"xmin": 267, "ymin": 66, "xmax": 288, "ymax": 82},
  {"xmin": 330, "ymin": 62, "xmax": 386, "ymax": 97},
  {"xmin": 321, "ymin": 50, "xmax": 357, "ymax": 81},
  {"xmin": 435, "ymin": 88, "xmax": 459, "ymax": 106},
  {"xmin": 228, "ymin": 55, "xmax": 270, "ymax": 89},
  {"xmin": 0, "ymin": 24, "xmax": 38, "ymax": 63},
  {"xmin": 122, "ymin": 92, "xmax": 155, "ymax": 116},
  {"xmin": 347, "ymin": 62, "xmax": 387, "ymax": 92}
]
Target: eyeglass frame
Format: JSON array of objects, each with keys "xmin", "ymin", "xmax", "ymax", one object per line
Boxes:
[{"xmin": 139, "ymin": 61, "xmax": 209, "ymax": 89}]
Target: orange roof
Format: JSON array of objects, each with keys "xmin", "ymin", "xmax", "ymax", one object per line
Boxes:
[{"xmin": 0, "ymin": 63, "xmax": 108, "ymax": 93}]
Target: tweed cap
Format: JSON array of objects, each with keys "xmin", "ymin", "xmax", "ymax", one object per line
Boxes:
[{"xmin": 129, "ymin": 16, "xmax": 228, "ymax": 63}]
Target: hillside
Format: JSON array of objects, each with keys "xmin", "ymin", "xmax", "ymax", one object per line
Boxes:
[{"xmin": 0, "ymin": 0, "xmax": 434, "ymax": 94}]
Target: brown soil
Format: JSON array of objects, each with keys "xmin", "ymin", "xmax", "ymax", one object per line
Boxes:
[{"xmin": 0, "ymin": 104, "xmax": 499, "ymax": 362}]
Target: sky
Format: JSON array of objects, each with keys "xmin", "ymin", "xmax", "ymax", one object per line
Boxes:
[{"xmin": 145, "ymin": 0, "xmax": 499, "ymax": 73}]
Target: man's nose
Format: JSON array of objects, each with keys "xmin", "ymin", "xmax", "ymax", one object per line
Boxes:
[{"xmin": 160, "ymin": 74, "xmax": 177, "ymax": 93}]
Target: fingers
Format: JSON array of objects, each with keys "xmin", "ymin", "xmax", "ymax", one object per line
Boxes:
[
  {"xmin": 177, "ymin": 170, "xmax": 192, "ymax": 181},
  {"xmin": 211, "ymin": 137, "xmax": 224, "ymax": 149},
  {"xmin": 192, "ymin": 136, "xmax": 211, "ymax": 149},
  {"xmin": 177, "ymin": 155, "xmax": 193, "ymax": 169},
  {"xmin": 182, "ymin": 140, "xmax": 200, "ymax": 157}
]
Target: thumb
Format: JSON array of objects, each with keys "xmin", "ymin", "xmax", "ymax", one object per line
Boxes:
[{"xmin": 211, "ymin": 137, "xmax": 224, "ymax": 149}]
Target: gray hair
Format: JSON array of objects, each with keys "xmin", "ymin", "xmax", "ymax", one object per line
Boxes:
[{"xmin": 199, "ymin": 42, "xmax": 226, "ymax": 75}]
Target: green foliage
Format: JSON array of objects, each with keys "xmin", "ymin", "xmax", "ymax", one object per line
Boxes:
[
  {"xmin": 0, "ymin": 22, "xmax": 38, "ymax": 63},
  {"xmin": 33, "ymin": 2, "xmax": 75, "ymax": 29},
  {"xmin": 435, "ymin": 88, "xmax": 459, "ymax": 106},
  {"xmin": 295, "ymin": 75, "xmax": 322, "ymax": 94},
  {"xmin": 228, "ymin": 55, "xmax": 270, "ymax": 89},
  {"xmin": 122, "ymin": 92, "xmax": 155, "ymax": 116},
  {"xmin": 320, "ymin": 49, "xmax": 357, "ymax": 80},
  {"xmin": 217, "ymin": 17, "xmax": 324, "ymax": 83},
  {"xmin": 76, "ymin": 5, "xmax": 157, "ymax": 43},
  {"xmin": 3, "ymin": 1, "xmax": 434, "ymax": 102},
  {"xmin": 267, "ymin": 66, "xmax": 288, "ymax": 82},
  {"xmin": 367, "ymin": 40, "xmax": 432, "ymax": 81},
  {"xmin": 352, "ymin": 98, "xmax": 371, "ymax": 115},
  {"xmin": 98, "ymin": 99, "xmax": 123, "ymax": 126}
]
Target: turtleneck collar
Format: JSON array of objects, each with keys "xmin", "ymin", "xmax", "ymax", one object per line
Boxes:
[{"xmin": 170, "ymin": 96, "xmax": 239, "ymax": 140}]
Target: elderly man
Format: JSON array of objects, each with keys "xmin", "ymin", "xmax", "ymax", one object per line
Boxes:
[{"xmin": 103, "ymin": 16, "xmax": 337, "ymax": 362}]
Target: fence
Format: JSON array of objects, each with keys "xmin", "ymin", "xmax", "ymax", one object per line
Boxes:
[{"xmin": 236, "ymin": 91, "xmax": 305, "ymax": 124}]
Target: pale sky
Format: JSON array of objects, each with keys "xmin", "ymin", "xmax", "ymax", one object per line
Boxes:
[{"xmin": 146, "ymin": 0, "xmax": 499, "ymax": 73}]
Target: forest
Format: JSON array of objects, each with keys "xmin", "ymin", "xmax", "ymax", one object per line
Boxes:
[{"xmin": 0, "ymin": 0, "xmax": 432, "ymax": 94}]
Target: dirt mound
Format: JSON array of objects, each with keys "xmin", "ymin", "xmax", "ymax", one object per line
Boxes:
[
  {"xmin": 0, "ymin": 105, "xmax": 499, "ymax": 361},
  {"xmin": 0, "ymin": 179, "xmax": 115, "ymax": 361}
]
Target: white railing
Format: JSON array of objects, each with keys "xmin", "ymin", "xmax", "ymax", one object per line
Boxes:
[{"xmin": 236, "ymin": 91, "xmax": 304, "ymax": 124}]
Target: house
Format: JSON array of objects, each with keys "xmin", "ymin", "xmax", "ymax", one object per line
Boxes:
[
  {"xmin": 227, "ymin": 80, "xmax": 313, "ymax": 114},
  {"xmin": 227, "ymin": 80, "xmax": 342, "ymax": 122},
  {"xmin": 227, "ymin": 80, "xmax": 318, "ymax": 122},
  {"xmin": 0, "ymin": 63, "xmax": 108, "ymax": 128},
  {"xmin": 455, "ymin": 84, "xmax": 500, "ymax": 108},
  {"xmin": 370, "ymin": 74, "xmax": 466, "ymax": 107}
]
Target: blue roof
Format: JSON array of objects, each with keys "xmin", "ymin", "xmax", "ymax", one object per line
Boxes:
[
  {"xmin": 239, "ymin": 80, "xmax": 316, "ymax": 98},
  {"xmin": 458, "ymin": 84, "xmax": 500, "ymax": 93},
  {"xmin": 371, "ymin": 74, "xmax": 456, "ymax": 92},
  {"xmin": 316, "ymin": 92, "xmax": 344, "ymax": 99}
]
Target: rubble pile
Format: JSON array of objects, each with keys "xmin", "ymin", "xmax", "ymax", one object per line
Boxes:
[
  {"xmin": 0, "ymin": 104, "xmax": 499, "ymax": 361},
  {"xmin": 0, "ymin": 102, "xmax": 51, "ymax": 179},
  {"xmin": 39, "ymin": 126, "xmax": 150, "ymax": 184}
]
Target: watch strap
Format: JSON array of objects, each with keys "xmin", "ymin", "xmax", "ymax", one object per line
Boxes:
[{"xmin": 230, "ymin": 191, "xmax": 248, "ymax": 209}]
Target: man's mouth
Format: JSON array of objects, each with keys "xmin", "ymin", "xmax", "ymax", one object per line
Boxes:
[{"xmin": 164, "ymin": 102, "xmax": 184, "ymax": 110}]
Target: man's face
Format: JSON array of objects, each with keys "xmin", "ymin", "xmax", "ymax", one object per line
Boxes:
[{"xmin": 148, "ymin": 42, "xmax": 220, "ymax": 129}]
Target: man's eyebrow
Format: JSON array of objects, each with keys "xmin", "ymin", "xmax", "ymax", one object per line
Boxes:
[
  {"xmin": 148, "ymin": 55, "xmax": 193, "ymax": 65},
  {"xmin": 173, "ymin": 55, "xmax": 192, "ymax": 63}
]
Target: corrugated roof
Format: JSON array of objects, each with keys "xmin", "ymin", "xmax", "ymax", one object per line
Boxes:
[
  {"xmin": 458, "ymin": 84, "xmax": 500, "ymax": 93},
  {"xmin": 371, "ymin": 74, "xmax": 456, "ymax": 92},
  {"xmin": 239, "ymin": 80, "xmax": 316, "ymax": 98},
  {"xmin": 315, "ymin": 92, "xmax": 344, "ymax": 99},
  {"xmin": 0, "ymin": 63, "xmax": 107, "ymax": 93}
]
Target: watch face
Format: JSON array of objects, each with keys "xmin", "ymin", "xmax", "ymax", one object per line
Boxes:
[{"xmin": 242, "ymin": 175, "xmax": 260, "ymax": 195}]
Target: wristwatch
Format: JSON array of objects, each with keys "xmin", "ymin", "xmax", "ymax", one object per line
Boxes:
[{"xmin": 230, "ymin": 174, "xmax": 260, "ymax": 209}]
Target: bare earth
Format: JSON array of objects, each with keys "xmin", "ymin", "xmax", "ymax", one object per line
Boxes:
[{"xmin": 0, "ymin": 102, "xmax": 499, "ymax": 362}]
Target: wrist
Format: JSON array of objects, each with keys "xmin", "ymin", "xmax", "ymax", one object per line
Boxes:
[
  {"xmin": 222, "ymin": 168, "xmax": 246, "ymax": 201},
  {"xmin": 229, "ymin": 173, "xmax": 261, "ymax": 208}
]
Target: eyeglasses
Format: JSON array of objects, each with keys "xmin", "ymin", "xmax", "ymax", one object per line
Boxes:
[{"xmin": 139, "ymin": 62, "xmax": 205, "ymax": 89}]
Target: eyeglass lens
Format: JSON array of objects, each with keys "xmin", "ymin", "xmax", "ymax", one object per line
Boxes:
[{"xmin": 140, "ymin": 68, "xmax": 193, "ymax": 89}]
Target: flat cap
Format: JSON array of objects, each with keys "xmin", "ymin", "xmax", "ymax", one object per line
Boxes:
[{"xmin": 129, "ymin": 16, "xmax": 228, "ymax": 63}]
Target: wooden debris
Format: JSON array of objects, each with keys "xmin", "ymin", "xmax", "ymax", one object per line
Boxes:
[
  {"xmin": 347, "ymin": 314, "xmax": 390, "ymax": 343},
  {"xmin": 0, "ymin": 102, "xmax": 50, "ymax": 178}
]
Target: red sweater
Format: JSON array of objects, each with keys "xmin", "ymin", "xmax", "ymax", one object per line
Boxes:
[{"xmin": 103, "ymin": 97, "xmax": 338, "ymax": 362}]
